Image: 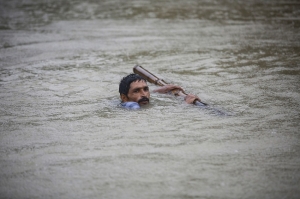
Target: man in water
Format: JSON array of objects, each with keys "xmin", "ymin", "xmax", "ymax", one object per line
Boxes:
[{"xmin": 119, "ymin": 74, "xmax": 200, "ymax": 109}]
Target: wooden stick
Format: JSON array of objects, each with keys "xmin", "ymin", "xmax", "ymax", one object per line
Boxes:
[{"xmin": 133, "ymin": 65, "xmax": 207, "ymax": 106}]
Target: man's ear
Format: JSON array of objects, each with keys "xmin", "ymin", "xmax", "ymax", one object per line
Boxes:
[{"xmin": 120, "ymin": 94, "xmax": 128, "ymax": 102}]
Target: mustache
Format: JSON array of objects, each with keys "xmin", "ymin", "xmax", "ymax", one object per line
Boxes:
[{"xmin": 138, "ymin": 96, "xmax": 149, "ymax": 103}]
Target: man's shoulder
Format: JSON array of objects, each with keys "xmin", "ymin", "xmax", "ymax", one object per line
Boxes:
[{"xmin": 121, "ymin": 102, "xmax": 140, "ymax": 110}]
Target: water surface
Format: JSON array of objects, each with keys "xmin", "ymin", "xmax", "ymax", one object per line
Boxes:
[{"xmin": 0, "ymin": 0, "xmax": 300, "ymax": 198}]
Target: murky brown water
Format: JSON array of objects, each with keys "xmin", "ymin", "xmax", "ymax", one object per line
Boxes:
[{"xmin": 1, "ymin": 0, "xmax": 300, "ymax": 198}]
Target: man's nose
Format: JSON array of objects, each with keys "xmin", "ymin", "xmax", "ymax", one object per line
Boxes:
[{"xmin": 140, "ymin": 90, "xmax": 146, "ymax": 96}]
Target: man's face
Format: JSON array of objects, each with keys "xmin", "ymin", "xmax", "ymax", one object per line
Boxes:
[{"xmin": 121, "ymin": 80, "xmax": 150, "ymax": 106}]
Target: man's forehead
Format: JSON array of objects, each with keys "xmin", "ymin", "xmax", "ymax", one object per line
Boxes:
[{"xmin": 130, "ymin": 80, "xmax": 147, "ymax": 88}]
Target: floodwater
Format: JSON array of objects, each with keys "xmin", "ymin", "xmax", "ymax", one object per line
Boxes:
[{"xmin": 0, "ymin": 0, "xmax": 300, "ymax": 198}]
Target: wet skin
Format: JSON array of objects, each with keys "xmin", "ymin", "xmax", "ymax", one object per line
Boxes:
[{"xmin": 120, "ymin": 80, "xmax": 150, "ymax": 106}]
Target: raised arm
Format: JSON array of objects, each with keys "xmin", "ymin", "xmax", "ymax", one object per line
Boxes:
[
  {"xmin": 153, "ymin": 84, "xmax": 184, "ymax": 94},
  {"xmin": 153, "ymin": 84, "xmax": 201, "ymax": 104}
]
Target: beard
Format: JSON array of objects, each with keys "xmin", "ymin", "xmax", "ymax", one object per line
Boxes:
[{"xmin": 138, "ymin": 96, "xmax": 149, "ymax": 104}]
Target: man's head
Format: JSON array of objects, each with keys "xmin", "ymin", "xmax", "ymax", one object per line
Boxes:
[{"xmin": 119, "ymin": 74, "xmax": 150, "ymax": 106}]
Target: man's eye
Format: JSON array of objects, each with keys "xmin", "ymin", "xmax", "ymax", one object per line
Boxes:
[
  {"xmin": 144, "ymin": 87, "xmax": 149, "ymax": 91},
  {"xmin": 134, "ymin": 90, "xmax": 139, "ymax": 93}
]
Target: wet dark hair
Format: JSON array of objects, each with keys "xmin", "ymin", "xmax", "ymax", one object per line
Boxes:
[{"xmin": 119, "ymin": 74, "xmax": 146, "ymax": 96}]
